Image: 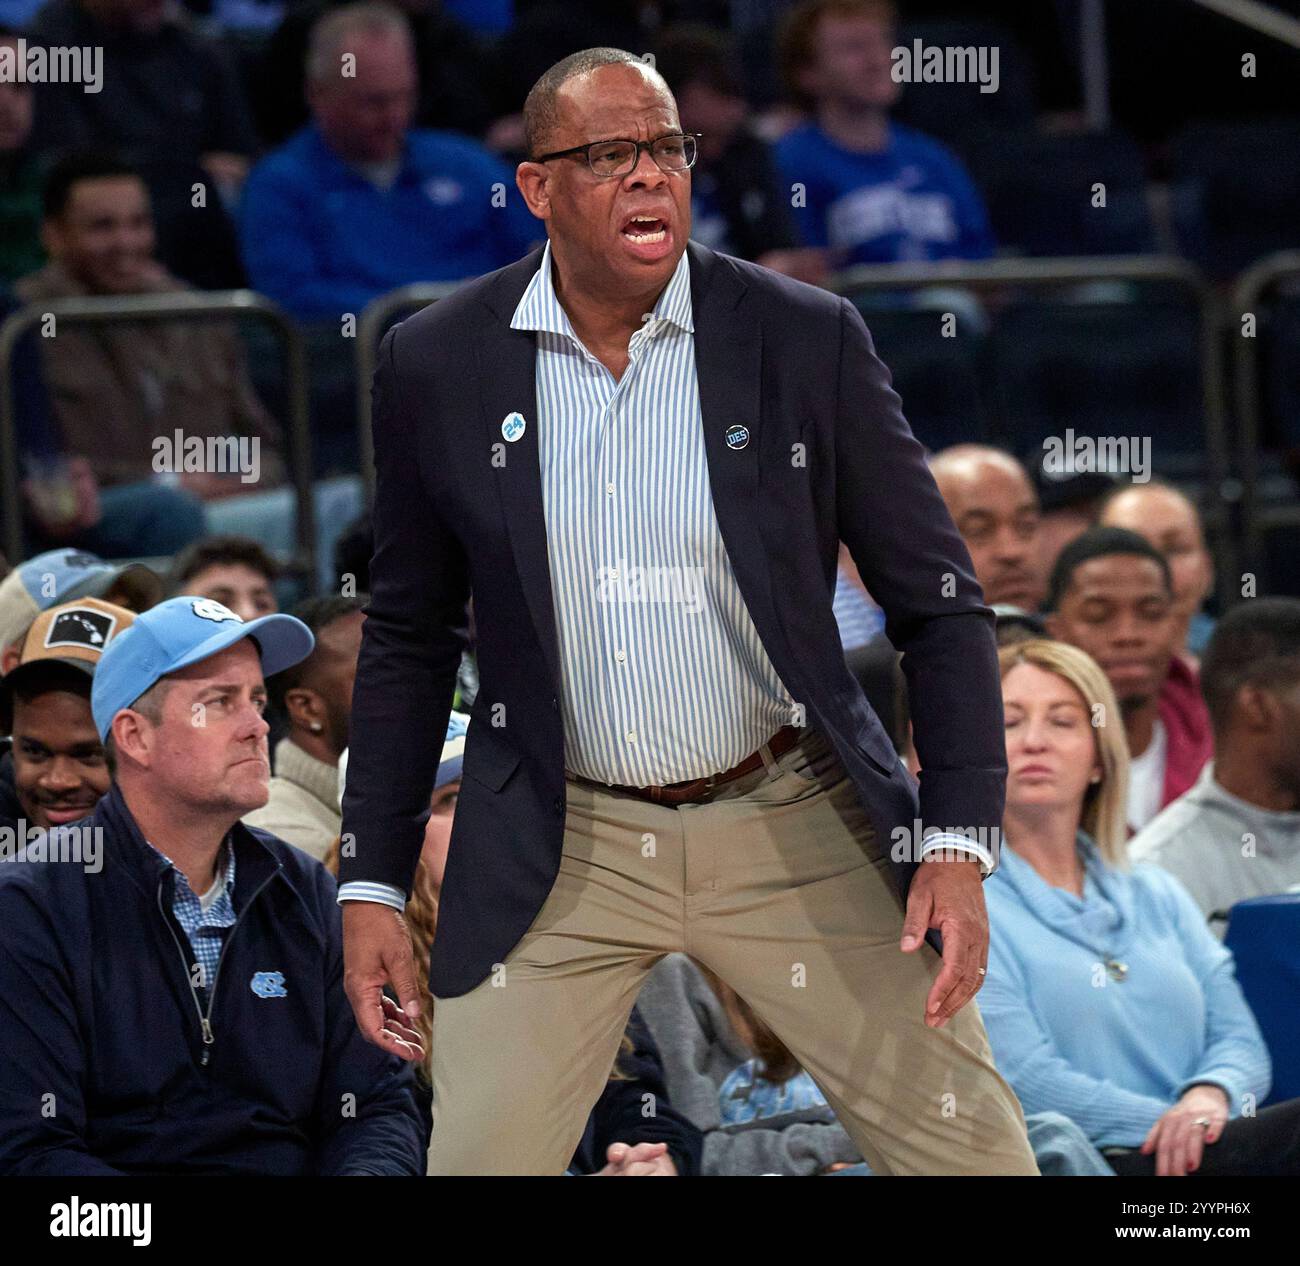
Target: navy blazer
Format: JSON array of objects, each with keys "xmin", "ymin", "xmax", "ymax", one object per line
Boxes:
[{"xmin": 341, "ymin": 242, "xmax": 1006, "ymax": 998}]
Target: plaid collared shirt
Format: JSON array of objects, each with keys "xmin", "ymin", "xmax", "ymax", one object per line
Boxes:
[{"xmin": 149, "ymin": 837, "xmax": 237, "ymax": 996}]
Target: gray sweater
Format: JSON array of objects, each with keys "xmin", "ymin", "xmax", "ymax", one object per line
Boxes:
[
  {"xmin": 1130, "ymin": 762, "xmax": 1300, "ymax": 933},
  {"xmin": 635, "ymin": 954, "xmax": 863, "ymax": 1175}
]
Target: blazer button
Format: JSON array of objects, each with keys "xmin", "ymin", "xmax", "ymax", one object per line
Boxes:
[
  {"xmin": 553, "ymin": 796, "xmax": 565, "ymax": 816},
  {"xmin": 551, "ymin": 696, "xmax": 559, "ymax": 711}
]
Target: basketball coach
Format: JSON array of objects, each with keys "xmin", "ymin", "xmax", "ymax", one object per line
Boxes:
[{"xmin": 339, "ymin": 47, "xmax": 1038, "ymax": 1176}]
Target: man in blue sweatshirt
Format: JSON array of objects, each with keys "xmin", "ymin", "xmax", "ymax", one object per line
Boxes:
[
  {"xmin": 239, "ymin": 2, "xmax": 540, "ymax": 321},
  {"xmin": 0, "ymin": 595, "xmax": 427, "ymax": 1175},
  {"xmin": 773, "ymin": 0, "xmax": 994, "ymax": 268}
]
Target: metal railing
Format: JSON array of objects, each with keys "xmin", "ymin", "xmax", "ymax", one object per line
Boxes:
[
  {"xmin": 1230, "ymin": 250, "xmax": 1300, "ymax": 575},
  {"xmin": 7, "ymin": 256, "xmax": 1283, "ymax": 607},
  {"xmin": 826, "ymin": 254, "xmax": 1237, "ymax": 605},
  {"xmin": 355, "ymin": 283, "xmax": 462, "ymax": 505},
  {"xmin": 0, "ymin": 290, "xmax": 316, "ymax": 580}
]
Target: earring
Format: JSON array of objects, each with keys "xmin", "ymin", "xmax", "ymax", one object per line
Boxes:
[{"xmin": 1090, "ymin": 772, "xmax": 1102, "ymax": 784}]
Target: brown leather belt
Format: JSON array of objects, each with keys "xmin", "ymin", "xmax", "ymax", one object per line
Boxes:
[{"xmin": 571, "ymin": 725, "xmax": 803, "ymax": 807}]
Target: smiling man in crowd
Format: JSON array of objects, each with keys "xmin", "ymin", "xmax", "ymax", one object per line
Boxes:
[{"xmin": 0, "ymin": 597, "xmax": 134, "ymax": 834}]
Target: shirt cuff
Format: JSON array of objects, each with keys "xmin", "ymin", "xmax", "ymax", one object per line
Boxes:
[
  {"xmin": 918, "ymin": 831, "xmax": 996, "ymax": 878},
  {"xmin": 337, "ymin": 880, "xmax": 406, "ymax": 911}
]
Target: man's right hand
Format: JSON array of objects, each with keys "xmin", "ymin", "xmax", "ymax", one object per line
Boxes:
[{"xmin": 342, "ymin": 901, "xmax": 425, "ymax": 1061}]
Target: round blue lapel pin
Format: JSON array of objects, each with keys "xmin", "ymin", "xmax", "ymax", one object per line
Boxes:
[
  {"xmin": 501, "ymin": 411, "xmax": 527, "ymax": 443},
  {"xmin": 725, "ymin": 424, "xmax": 750, "ymax": 451}
]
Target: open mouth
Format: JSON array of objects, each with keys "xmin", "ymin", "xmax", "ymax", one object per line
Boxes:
[{"xmin": 621, "ymin": 214, "xmax": 668, "ymax": 244}]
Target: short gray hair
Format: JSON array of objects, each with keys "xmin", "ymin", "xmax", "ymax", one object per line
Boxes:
[
  {"xmin": 305, "ymin": 1, "xmax": 413, "ymax": 85},
  {"xmin": 103, "ymin": 677, "xmax": 173, "ymax": 764},
  {"xmin": 523, "ymin": 47, "xmax": 670, "ymax": 158}
]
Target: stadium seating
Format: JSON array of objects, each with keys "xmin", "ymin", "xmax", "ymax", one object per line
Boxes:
[{"xmin": 1224, "ymin": 894, "xmax": 1300, "ymax": 1107}]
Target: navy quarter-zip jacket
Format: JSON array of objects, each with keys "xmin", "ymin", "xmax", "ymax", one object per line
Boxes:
[{"xmin": 0, "ymin": 782, "xmax": 426, "ymax": 1176}]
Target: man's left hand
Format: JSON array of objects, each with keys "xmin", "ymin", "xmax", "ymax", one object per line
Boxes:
[{"xmin": 899, "ymin": 857, "xmax": 988, "ymax": 1028}]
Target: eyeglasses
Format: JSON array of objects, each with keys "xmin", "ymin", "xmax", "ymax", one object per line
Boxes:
[{"xmin": 530, "ymin": 133, "xmax": 701, "ymax": 178}]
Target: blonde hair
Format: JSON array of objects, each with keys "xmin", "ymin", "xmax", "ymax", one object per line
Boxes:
[{"xmin": 998, "ymin": 638, "xmax": 1130, "ymax": 866}]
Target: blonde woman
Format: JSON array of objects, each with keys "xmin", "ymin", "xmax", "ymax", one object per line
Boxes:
[{"xmin": 980, "ymin": 639, "xmax": 1300, "ymax": 1176}]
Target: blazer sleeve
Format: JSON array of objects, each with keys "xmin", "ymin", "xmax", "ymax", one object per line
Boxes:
[
  {"xmin": 832, "ymin": 297, "xmax": 1007, "ymax": 842},
  {"xmin": 338, "ymin": 322, "xmax": 471, "ymax": 896}
]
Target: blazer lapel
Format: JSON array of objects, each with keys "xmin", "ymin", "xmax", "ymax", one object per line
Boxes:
[
  {"xmin": 475, "ymin": 243, "xmax": 792, "ymax": 702},
  {"xmin": 476, "ymin": 249, "xmax": 562, "ymax": 693},
  {"xmin": 689, "ymin": 244, "xmax": 798, "ymax": 685}
]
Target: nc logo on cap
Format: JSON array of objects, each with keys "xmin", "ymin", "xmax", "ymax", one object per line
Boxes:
[
  {"xmin": 501, "ymin": 412, "xmax": 527, "ymax": 443},
  {"xmin": 191, "ymin": 598, "xmax": 242, "ymax": 624},
  {"xmin": 725, "ymin": 425, "xmax": 750, "ymax": 451}
]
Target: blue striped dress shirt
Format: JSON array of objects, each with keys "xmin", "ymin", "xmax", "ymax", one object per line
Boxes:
[
  {"xmin": 512, "ymin": 240, "xmax": 798, "ymax": 785},
  {"xmin": 339, "ymin": 243, "xmax": 992, "ymax": 911}
]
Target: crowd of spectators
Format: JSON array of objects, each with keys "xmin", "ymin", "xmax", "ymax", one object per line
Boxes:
[{"xmin": 0, "ymin": 0, "xmax": 1299, "ymax": 1178}]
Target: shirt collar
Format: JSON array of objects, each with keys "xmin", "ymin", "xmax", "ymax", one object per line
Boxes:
[
  {"xmin": 147, "ymin": 834, "xmax": 235, "ymax": 902},
  {"xmin": 510, "ymin": 238, "xmax": 695, "ymax": 338}
]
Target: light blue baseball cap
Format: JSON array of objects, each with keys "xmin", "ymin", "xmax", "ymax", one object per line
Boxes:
[
  {"xmin": 0, "ymin": 548, "xmax": 161, "ymax": 649},
  {"xmin": 90, "ymin": 594, "xmax": 315, "ymax": 741}
]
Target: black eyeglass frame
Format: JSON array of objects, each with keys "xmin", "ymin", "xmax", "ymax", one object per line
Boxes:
[{"xmin": 529, "ymin": 133, "xmax": 702, "ymax": 176}]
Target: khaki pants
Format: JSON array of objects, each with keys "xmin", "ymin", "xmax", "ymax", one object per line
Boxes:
[{"xmin": 427, "ymin": 728, "xmax": 1038, "ymax": 1175}]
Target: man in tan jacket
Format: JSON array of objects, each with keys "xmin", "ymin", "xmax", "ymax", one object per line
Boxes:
[{"xmin": 16, "ymin": 152, "xmax": 281, "ymax": 495}]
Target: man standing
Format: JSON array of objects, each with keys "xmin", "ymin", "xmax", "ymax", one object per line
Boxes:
[{"xmin": 341, "ymin": 48, "xmax": 1036, "ymax": 1176}]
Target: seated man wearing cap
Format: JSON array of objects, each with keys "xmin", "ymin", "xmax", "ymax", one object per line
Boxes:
[
  {"xmin": 0, "ymin": 597, "xmax": 135, "ymax": 836},
  {"xmin": 0, "ymin": 596, "xmax": 426, "ymax": 1176}
]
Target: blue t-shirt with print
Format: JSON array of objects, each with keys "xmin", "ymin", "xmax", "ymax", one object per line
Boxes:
[{"xmin": 775, "ymin": 121, "xmax": 994, "ymax": 266}]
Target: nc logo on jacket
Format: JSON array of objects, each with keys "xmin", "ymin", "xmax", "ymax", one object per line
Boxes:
[{"xmin": 250, "ymin": 971, "xmax": 287, "ymax": 999}]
